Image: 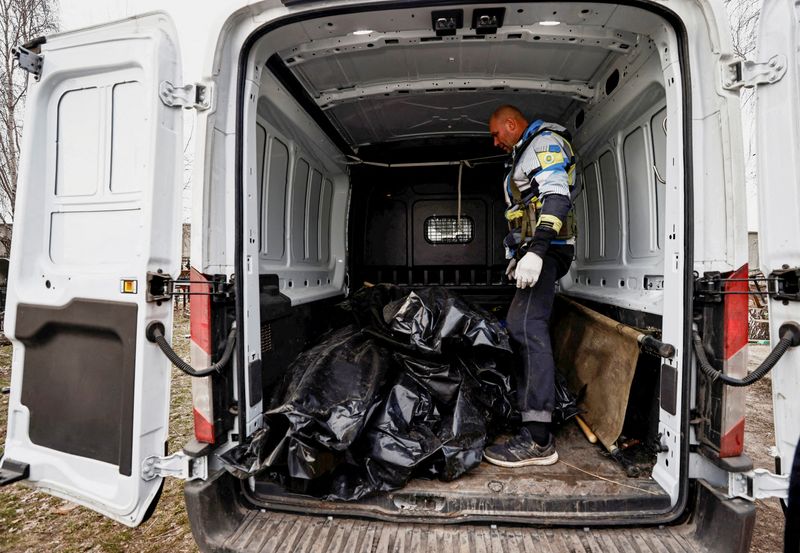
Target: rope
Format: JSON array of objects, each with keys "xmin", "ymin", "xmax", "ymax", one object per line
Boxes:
[
  {"xmin": 558, "ymin": 460, "xmax": 662, "ymax": 496},
  {"xmin": 346, "ymin": 153, "xmax": 506, "ymax": 168},
  {"xmin": 457, "ymin": 161, "xmax": 463, "ymax": 227}
]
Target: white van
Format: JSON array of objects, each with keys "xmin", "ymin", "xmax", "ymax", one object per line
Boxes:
[{"xmin": 1, "ymin": 0, "xmax": 799, "ymax": 550}]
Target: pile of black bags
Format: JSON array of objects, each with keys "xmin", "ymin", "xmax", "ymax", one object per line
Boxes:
[{"xmin": 220, "ymin": 285, "xmax": 577, "ymax": 501}]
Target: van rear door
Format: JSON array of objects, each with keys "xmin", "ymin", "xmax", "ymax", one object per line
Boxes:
[
  {"xmin": 756, "ymin": 0, "xmax": 800, "ymax": 476},
  {"xmin": 0, "ymin": 13, "xmax": 183, "ymax": 526}
]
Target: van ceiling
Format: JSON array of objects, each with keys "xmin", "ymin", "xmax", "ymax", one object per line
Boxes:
[{"xmin": 267, "ymin": 3, "xmax": 662, "ymax": 148}]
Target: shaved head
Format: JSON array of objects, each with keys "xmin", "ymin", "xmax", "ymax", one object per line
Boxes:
[
  {"xmin": 489, "ymin": 105, "xmax": 526, "ymax": 126},
  {"xmin": 488, "ymin": 105, "xmax": 528, "ymax": 153}
]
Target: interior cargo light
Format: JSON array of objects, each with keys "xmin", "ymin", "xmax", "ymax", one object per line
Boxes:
[
  {"xmin": 352, "ymin": 29, "xmax": 374, "ymax": 35},
  {"xmin": 120, "ymin": 279, "xmax": 138, "ymax": 294},
  {"xmin": 471, "ymin": 8, "xmax": 505, "ymax": 35},
  {"xmin": 539, "ymin": 20, "xmax": 561, "ymax": 26},
  {"xmin": 432, "ymin": 9, "xmax": 463, "ymax": 37}
]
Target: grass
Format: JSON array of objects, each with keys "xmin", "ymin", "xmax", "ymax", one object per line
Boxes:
[{"xmin": 0, "ymin": 311, "xmax": 198, "ymax": 553}]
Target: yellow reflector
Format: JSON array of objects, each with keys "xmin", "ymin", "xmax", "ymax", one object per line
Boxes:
[{"xmin": 120, "ymin": 279, "xmax": 138, "ymax": 294}]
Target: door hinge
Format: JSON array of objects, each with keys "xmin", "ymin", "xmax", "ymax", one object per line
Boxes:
[
  {"xmin": 146, "ymin": 271, "xmax": 231, "ymax": 302},
  {"xmin": 141, "ymin": 452, "xmax": 208, "ymax": 482},
  {"xmin": 159, "ymin": 81, "xmax": 212, "ymax": 110},
  {"xmin": 13, "ymin": 45, "xmax": 44, "ymax": 80},
  {"xmin": 721, "ymin": 54, "xmax": 787, "ymax": 91},
  {"xmin": 728, "ymin": 468, "xmax": 788, "ymax": 501}
]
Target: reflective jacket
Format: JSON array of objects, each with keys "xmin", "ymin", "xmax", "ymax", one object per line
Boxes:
[{"xmin": 502, "ymin": 119, "xmax": 577, "ymax": 259}]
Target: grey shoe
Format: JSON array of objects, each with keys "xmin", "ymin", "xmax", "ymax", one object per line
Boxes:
[{"xmin": 484, "ymin": 428, "xmax": 559, "ymax": 467}]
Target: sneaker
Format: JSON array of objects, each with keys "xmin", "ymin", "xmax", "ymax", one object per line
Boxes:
[{"xmin": 483, "ymin": 428, "xmax": 559, "ymax": 467}]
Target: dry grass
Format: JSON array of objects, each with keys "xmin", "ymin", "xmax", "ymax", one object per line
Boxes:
[
  {"xmin": 0, "ymin": 331, "xmax": 785, "ymax": 552},
  {"xmin": 745, "ymin": 345, "xmax": 784, "ymax": 553}
]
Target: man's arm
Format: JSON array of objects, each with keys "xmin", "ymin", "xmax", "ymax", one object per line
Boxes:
[
  {"xmin": 514, "ymin": 134, "xmax": 573, "ymax": 257},
  {"xmin": 526, "ymin": 193, "xmax": 571, "ymax": 257}
]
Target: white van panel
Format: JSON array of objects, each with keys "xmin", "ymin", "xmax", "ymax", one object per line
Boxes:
[{"xmin": 757, "ymin": 0, "xmax": 800, "ymax": 478}]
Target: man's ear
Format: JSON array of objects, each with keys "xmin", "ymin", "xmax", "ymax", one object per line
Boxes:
[{"xmin": 505, "ymin": 118, "xmax": 517, "ymax": 133}]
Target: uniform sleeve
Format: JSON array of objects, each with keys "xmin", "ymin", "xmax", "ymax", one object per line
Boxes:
[{"xmin": 526, "ymin": 193, "xmax": 571, "ymax": 257}]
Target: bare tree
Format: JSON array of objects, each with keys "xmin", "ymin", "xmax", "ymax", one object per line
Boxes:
[
  {"xmin": 0, "ymin": 0, "xmax": 58, "ymax": 255},
  {"xmin": 723, "ymin": 0, "xmax": 760, "ymax": 59}
]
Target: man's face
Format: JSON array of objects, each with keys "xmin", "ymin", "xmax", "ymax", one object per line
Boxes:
[{"xmin": 489, "ymin": 116, "xmax": 522, "ymax": 153}]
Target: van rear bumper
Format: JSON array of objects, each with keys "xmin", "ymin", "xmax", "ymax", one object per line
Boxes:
[{"xmin": 184, "ymin": 471, "xmax": 755, "ymax": 553}]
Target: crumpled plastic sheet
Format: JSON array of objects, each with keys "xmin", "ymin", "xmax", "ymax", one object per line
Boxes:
[
  {"xmin": 219, "ymin": 285, "xmax": 578, "ymax": 501},
  {"xmin": 553, "ymin": 371, "xmax": 581, "ymax": 425}
]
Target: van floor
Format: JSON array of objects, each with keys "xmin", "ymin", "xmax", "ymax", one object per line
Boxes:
[{"xmin": 250, "ymin": 422, "xmax": 669, "ymax": 522}]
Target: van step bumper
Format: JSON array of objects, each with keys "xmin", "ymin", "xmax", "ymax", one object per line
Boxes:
[
  {"xmin": 185, "ymin": 473, "xmax": 754, "ymax": 553},
  {"xmin": 223, "ymin": 513, "xmax": 710, "ymax": 553}
]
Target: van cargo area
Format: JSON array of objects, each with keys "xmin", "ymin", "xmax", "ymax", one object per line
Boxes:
[
  {"xmin": 211, "ymin": 0, "xmax": 690, "ymax": 525},
  {"xmin": 247, "ymin": 160, "xmax": 669, "ymax": 520}
]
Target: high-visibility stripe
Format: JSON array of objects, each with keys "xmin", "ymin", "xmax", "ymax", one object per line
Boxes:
[
  {"xmin": 190, "ymin": 267, "xmax": 216, "ymax": 444},
  {"xmin": 537, "ymin": 214, "xmax": 563, "ymax": 233},
  {"xmin": 719, "ymin": 263, "xmax": 749, "ymax": 458}
]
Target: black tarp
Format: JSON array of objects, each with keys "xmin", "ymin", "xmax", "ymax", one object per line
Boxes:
[{"xmin": 220, "ymin": 285, "xmax": 578, "ymax": 500}]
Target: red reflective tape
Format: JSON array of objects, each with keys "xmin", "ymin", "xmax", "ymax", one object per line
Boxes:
[
  {"xmin": 719, "ymin": 416, "xmax": 745, "ymax": 458},
  {"xmin": 724, "ymin": 263, "xmax": 749, "ymax": 358},
  {"xmin": 189, "ymin": 267, "xmax": 212, "ymax": 355},
  {"xmin": 193, "ymin": 408, "xmax": 215, "ymax": 444}
]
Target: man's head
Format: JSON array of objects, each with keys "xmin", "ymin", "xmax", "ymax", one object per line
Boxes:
[{"xmin": 488, "ymin": 105, "xmax": 528, "ymax": 153}]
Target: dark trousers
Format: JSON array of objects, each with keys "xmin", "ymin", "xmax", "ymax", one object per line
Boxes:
[{"xmin": 506, "ymin": 246, "xmax": 574, "ymax": 423}]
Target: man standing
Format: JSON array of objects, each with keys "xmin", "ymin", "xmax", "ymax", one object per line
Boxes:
[{"xmin": 484, "ymin": 105, "xmax": 576, "ymax": 468}]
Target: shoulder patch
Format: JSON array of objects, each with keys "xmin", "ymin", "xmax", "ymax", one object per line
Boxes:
[{"xmin": 548, "ymin": 145, "xmax": 561, "ymax": 153}]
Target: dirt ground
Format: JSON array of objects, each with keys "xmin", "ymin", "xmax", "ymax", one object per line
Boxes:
[{"xmin": 0, "ymin": 323, "xmax": 785, "ymax": 552}]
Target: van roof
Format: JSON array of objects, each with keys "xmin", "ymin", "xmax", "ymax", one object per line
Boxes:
[{"xmin": 264, "ymin": 3, "xmax": 663, "ymax": 147}]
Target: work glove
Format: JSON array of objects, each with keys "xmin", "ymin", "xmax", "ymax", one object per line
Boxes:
[
  {"xmin": 515, "ymin": 252, "xmax": 543, "ymax": 289},
  {"xmin": 505, "ymin": 258, "xmax": 517, "ymax": 280}
]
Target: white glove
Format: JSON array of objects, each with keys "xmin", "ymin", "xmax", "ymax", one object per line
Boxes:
[
  {"xmin": 505, "ymin": 259, "xmax": 517, "ymax": 280},
  {"xmin": 515, "ymin": 252, "xmax": 543, "ymax": 289}
]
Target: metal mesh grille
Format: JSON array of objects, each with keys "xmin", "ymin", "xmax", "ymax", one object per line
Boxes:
[{"xmin": 424, "ymin": 216, "xmax": 474, "ymax": 244}]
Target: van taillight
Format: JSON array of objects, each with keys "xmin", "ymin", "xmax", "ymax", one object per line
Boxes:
[
  {"xmin": 719, "ymin": 263, "xmax": 749, "ymax": 457},
  {"xmin": 190, "ymin": 267, "xmax": 216, "ymax": 444}
]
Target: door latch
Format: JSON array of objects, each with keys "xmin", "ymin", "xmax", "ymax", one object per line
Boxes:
[
  {"xmin": 141, "ymin": 452, "xmax": 207, "ymax": 482},
  {"xmin": 146, "ymin": 271, "xmax": 230, "ymax": 303},
  {"xmin": 721, "ymin": 54, "xmax": 787, "ymax": 91},
  {"xmin": 694, "ymin": 267, "xmax": 800, "ymax": 303},
  {"xmin": 159, "ymin": 81, "xmax": 212, "ymax": 110}
]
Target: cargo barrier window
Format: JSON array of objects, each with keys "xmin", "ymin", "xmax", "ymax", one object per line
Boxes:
[{"xmin": 424, "ymin": 216, "xmax": 474, "ymax": 244}]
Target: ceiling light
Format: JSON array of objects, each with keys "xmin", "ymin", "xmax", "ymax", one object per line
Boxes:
[
  {"xmin": 352, "ymin": 29, "xmax": 374, "ymax": 35},
  {"xmin": 539, "ymin": 20, "xmax": 561, "ymax": 26}
]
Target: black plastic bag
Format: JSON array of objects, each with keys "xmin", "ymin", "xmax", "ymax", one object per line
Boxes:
[
  {"xmin": 264, "ymin": 325, "xmax": 396, "ymax": 480},
  {"xmin": 552, "ymin": 371, "xmax": 581, "ymax": 425},
  {"xmin": 236, "ymin": 286, "xmax": 516, "ymax": 501}
]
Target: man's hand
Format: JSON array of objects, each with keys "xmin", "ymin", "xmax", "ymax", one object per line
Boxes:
[
  {"xmin": 505, "ymin": 258, "xmax": 517, "ymax": 280},
  {"xmin": 515, "ymin": 252, "xmax": 543, "ymax": 289}
]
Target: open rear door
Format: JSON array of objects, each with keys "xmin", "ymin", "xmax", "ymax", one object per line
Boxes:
[
  {"xmin": 756, "ymin": 0, "xmax": 800, "ymax": 475},
  {"xmin": 0, "ymin": 13, "xmax": 183, "ymax": 526}
]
